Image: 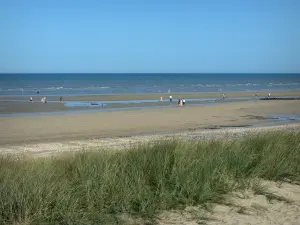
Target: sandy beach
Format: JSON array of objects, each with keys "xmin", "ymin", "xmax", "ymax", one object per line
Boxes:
[
  {"xmin": 1, "ymin": 86, "xmax": 300, "ymax": 225},
  {"xmin": 1, "ymin": 98, "xmax": 300, "ymax": 224},
  {"xmin": 1, "ymin": 99, "xmax": 300, "ymax": 147},
  {"xmin": 2, "ymin": 2, "xmax": 300, "ymax": 222}
]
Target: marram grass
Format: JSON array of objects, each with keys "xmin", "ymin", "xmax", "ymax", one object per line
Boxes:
[{"xmin": 0, "ymin": 131, "xmax": 299, "ymax": 224}]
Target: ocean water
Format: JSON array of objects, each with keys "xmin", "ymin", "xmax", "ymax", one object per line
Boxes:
[{"xmin": 0, "ymin": 73, "xmax": 299, "ymax": 96}]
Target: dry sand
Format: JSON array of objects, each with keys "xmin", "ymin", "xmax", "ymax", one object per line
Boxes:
[
  {"xmin": 156, "ymin": 180, "xmax": 300, "ymax": 225},
  {"xmin": 1, "ymin": 123, "xmax": 299, "ymax": 157}
]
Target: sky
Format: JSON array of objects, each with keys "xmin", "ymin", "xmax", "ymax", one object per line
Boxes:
[{"xmin": 0, "ymin": 0, "xmax": 299, "ymax": 73}]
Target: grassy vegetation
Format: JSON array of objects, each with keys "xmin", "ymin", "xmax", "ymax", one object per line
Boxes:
[{"xmin": 0, "ymin": 131, "xmax": 300, "ymax": 224}]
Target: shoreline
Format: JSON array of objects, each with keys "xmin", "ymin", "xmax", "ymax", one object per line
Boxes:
[
  {"xmin": 1, "ymin": 90, "xmax": 300, "ymax": 101},
  {"xmin": 1, "ymin": 90, "xmax": 299, "ymax": 115},
  {"xmin": 0, "ymin": 98, "xmax": 249, "ymax": 116}
]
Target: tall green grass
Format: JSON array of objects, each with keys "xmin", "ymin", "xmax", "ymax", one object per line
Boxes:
[{"xmin": 0, "ymin": 131, "xmax": 300, "ymax": 224}]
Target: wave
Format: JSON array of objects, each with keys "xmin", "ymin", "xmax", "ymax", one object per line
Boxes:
[
  {"xmin": 45, "ymin": 86, "xmax": 64, "ymax": 90},
  {"xmin": 83, "ymin": 86, "xmax": 111, "ymax": 89},
  {"xmin": 5, "ymin": 88, "xmax": 29, "ymax": 91},
  {"xmin": 1, "ymin": 82, "xmax": 300, "ymax": 93},
  {"xmin": 193, "ymin": 84, "xmax": 222, "ymax": 87},
  {"xmin": 192, "ymin": 82, "xmax": 300, "ymax": 88},
  {"xmin": 268, "ymin": 82, "xmax": 300, "ymax": 86},
  {"xmin": 1, "ymin": 86, "xmax": 112, "ymax": 91},
  {"xmin": 44, "ymin": 86, "xmax": 111, "ymax": 90}
]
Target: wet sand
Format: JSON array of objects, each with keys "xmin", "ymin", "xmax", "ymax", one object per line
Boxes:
[
  {"xmin": 1, "ymin": 90, "xmax": 299, "ymax": 115},
  {"xmin": 0, "ymin": 100, "xmax": 212, "ymax": 114},
  {"xmin": 0, "ymin": 102, "xmax": 68, "ymax": 114},
  {"xmin": 0, "ymin": 98, "xmax": 245, "ymax": 114},
  {"xmin": 1, "ymin": 90, "xmax": 300, "ymax": 101},
  {"xmin": 1, "ymin": 100, "xmax": 300, "ymax": 146}
]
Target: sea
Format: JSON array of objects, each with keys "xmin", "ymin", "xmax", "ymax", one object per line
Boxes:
[{"xmin": 0, "ymin": 73, "xmax": 299, "ymax": 96}]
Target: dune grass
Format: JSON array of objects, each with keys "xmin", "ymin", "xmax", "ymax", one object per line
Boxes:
[{"xmin": 0, "ymin": 131, "xmax": 300, "ymax": 224}]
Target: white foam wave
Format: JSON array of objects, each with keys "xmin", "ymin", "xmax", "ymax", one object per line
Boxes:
[
  {"xmin": 45, "ymin": 86, "xmax": 64, "ymax": 90},
  {"xmin": 192, "ymin": 82, "xmax": 300, "ymax": 88},
  {"xmin": 268, "ymin": 82, "xmax": 300, "ymax": 86},
  {"xmin": 194, "ymin": 84, "xmax": 221, "ymax": 87},
  {"xmin": 83, "ymin": 86, "xmax": 110, "ymax": 89}
]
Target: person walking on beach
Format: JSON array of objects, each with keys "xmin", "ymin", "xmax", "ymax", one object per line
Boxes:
[
  {"xmin": 178, "ymin": 98, "xmax": 183, "ymax": 107},
  {"xmin": 60, "ymin": 96, "xmax": 63, "ymax": 103},
  {"xmin": 268, "ymin": 93, "xmax": 271, "ymax": 98},
  {"xmin": 160, "ymin": 96, "xmax": 163, "ymax": 102},
  {"xmin": 169, "ymin": 95, "xmax": 172, "ymax": 102},
  {"xmin": 29, "ymin": 97, "xmax": 33, "ymax": 103},
  {"xmin": 182, "ymin": 98, "xmax": 186, "ymax": 106},
  {"xmin": 222, "ymin": 93, "xmax": 226, "ymax": 99},
  {"xmin": 41, "ymin": 97, "xmax": 47, "ymax": 103}
]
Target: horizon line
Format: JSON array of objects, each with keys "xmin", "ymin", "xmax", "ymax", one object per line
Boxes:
[{"xmin": 1, "ymin": 72, "xmax": 300, "ymax": 75}]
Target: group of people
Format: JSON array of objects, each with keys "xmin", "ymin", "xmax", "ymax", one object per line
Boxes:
[
  {"xmin": 29, "ymin": 96, "xmax": 47, "ymax": 103},
  {"xmin": 168, "ymin": 95, "xmax": 186, "ymax": 106},
  {"xmin": 29, "ymin": 96, "xmax": 46, "ymax": 103},
  {"xmin": 177, "ymin": 98, "xmax": 186, "ymax": 106},
  {"xmin": 29, "ymin": 96, "xmax": 63, "ymax": 104},
  {"xmin": 255, "ymin": 92, "xmax": 272, "ymax": 98}
]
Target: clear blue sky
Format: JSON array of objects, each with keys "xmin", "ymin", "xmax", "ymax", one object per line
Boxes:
[{"xmin": 0, "ymin": 0, "xmax": 299, "ymax": 73}]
